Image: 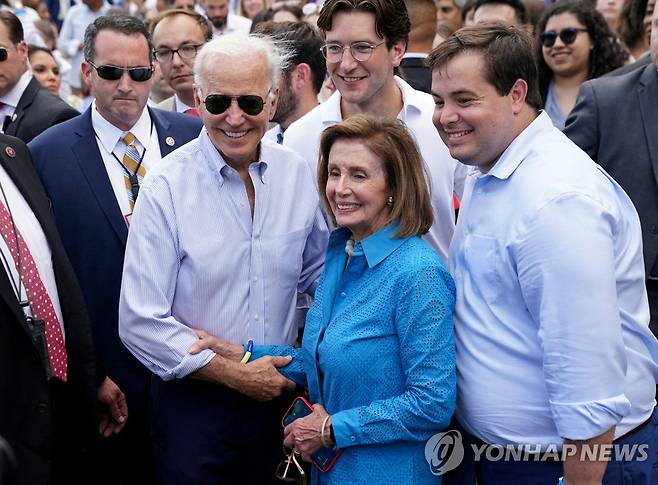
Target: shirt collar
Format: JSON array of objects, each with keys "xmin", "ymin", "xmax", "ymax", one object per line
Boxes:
[
  {"xmin": 91, "ymin": 102, "xmax": 152, "ymax": 153},
  {"xmin": 484, "ymin": 111, "xmax": 550, "ymax": 180},
  {"xmin": 0, "ymin": 71, "xmax": 32, "ymax": 108},
  {"xmin": 329, "ymin": 222, "xmax": 408, "ymax": 269},
  {"xmin": 174, "ymin": 95, "xmax": 194, "ymax": 113},
  {"xmin": 199, "ymin": 127, "xmax": 269, "ymax": 184},
  {"xmin": 320, "ymin": 75, "xmax": 423, "ymax": 125}
]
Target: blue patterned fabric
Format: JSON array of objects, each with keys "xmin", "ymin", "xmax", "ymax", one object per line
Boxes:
[{"xmin": 252, "ymin": 223, "xmax": 456, "ymax": 484}]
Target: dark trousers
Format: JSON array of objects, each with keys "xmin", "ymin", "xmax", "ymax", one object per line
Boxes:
[
  {"xmin": 444, "ymin": 408, "xmax": 658, "ymax": 485},
  {"xmin": 150, "ymin": 376, "xmax": 292, "ymax": 485}
]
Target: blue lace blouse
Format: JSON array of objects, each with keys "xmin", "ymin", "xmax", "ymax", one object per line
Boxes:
[{"xmin": 251, "ymin": 223, "xmax": 456, "ymax": 484}]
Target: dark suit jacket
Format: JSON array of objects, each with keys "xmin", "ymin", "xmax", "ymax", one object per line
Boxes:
[
  {"xmin": 28, "ymin": 108, "xmax": 203, "ymax": 407},
  {"xmin": 0, "ymin": 134, "xmax": 97, "ymax": 485},
  {"xmin": 4, "ymin": 77, "xmax": 79, "ymax": 144},
  {"xmin": 400, "ymin": 56, "xmax": 432, "ymax": 94},
  {"xmin": 564, "ymin": 64, "xmax": 658, "ymax": 308},
  {"xmin": 605, "ymin": 54, "xmax": 652, "ymax": 77}
]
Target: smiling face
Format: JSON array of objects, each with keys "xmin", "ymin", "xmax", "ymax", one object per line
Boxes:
[
  {"xmin": 82, "ymin": 30, "xmax": 154, "ymax": 131},
  {"xmin": 431, "ymin": 51, "xmax": 519, "ymax": 172},
  {"xmin": 542, "ymin": 12, "xmax": 592, "ymax": 79},
  {"xmin": 30, "ymin": 49, "xmax": 61, "ymax": 95},
  {"xmin": 325, "ymin": 138, "xmax": 391, "ymax": 241},
  {"xmin": 195, "ymin": 52, "xmax": 277, "ymax": 170},
  {"xmin": 324, "ymin": 10, "xmax": 404, "ymax": 112},
  {"xmin": 243, "ymin": 0, "xmax": 264, "ymax": 19},
  {"xmin": 152, "ymin": 14, "xmax": 206, "ymax": 103}
]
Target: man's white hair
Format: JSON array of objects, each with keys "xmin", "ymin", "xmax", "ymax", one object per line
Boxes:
[{"xmin": 194, "ymin": 33, "xmax": 292, "ymax": 95}]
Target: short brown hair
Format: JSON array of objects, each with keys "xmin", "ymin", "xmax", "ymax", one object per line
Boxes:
[
  {"xmin": 427, "ymin": 24, "xmax": 542, "ymax": 110},
  {"xmin": 149, "ymin": 9, "xmax": 213, "ymax": 42},
  {"xmin": 318, "ymin": 114, "xmax": 434, "ymax": 238},
  {"xmin": 0, "ymin": 11, "xmax": 24, "ymax": 44},
  {"xmin": 317, "ymin": 0, "xmax": 410, "ymax": 48}
]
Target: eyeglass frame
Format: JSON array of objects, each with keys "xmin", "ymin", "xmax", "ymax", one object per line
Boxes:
[
  {"xmin": 320, "ymin": 40, "xmax": 386, "ymax": 63},
  {"xmin": 538, "ymin": 27, "xmax": 588, "ymax": 48},
  {"xmin": 275, "ymin": 445, "xmax": 307, "ymax": 484},
  {"xmin": 86, "ymin": 61, "xmax": 154, "ymax": 82},
  {"xmin": 153, "ymin": 43, "xmax": 204, "ymax": 63}
]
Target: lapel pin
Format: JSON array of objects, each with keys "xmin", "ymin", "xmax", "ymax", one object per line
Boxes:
[
  {"xmin": 11, "ymin": 113, "xmax": 17, "ymax": 122},
  {"xmin": 165, "ymin": 136, "xmax": 175, "ymax": 146},
  {"xmin": 5, "ymin": 146, "xmax": 16, "ymax": 158}
]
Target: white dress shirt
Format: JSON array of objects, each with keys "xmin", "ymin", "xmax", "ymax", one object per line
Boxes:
[
  {"xmin": 119, "ymin": 130, "xmax": 329, "ymax": 380},
  {"xmin": 0, "ymin": 71, "xmax": 32, "ymax": 132},
  {"xmin": 91, "ymin": 104, "xmax": 162, "ymax": 218},
  {"xmin": 284, "ymin": 76, "xmax": 461, "ymax": 262},
  {"xmin": 211, "ymin": 13, "xmax": 252, "ymax": 37},
  {"xmin": 174, "ymin": 95, "xmax": 194, "ymax": 114},
  {"xmin": 451, "ymin": 111, "xmax": 658, "ymax": 447},
  {"xmin": 0, "ymin": 165, "xmax": 65, "ymax": 337}
]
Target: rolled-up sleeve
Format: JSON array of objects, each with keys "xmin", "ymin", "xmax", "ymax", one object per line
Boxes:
[
  {"xmin": 517, "ymin": 192, "xmax": 631, "ymax": 440},
  {"xmin": 119, "ymin": 174, "xmax": 215, "ymax": 380}
]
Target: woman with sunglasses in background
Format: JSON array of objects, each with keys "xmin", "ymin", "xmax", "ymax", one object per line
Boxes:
[{"xmin": 536, "ymin": 0, "xmax": 628, "ymax": 129}]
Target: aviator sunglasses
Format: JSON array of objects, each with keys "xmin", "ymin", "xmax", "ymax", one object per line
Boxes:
[
  {"xmin": 87, "ymin": 61, "xmax": 154, "ymax": 82},
  {"xmin": 203, "ymin": 93, "xmax": 267, "ymax": 116},
  {"xmin": 0, "ymin": 47, "xmax": 8, "ymax": 62},
  {"xmin": 539, "ymin": 27, "xmax": 588, "ymax": 48}
]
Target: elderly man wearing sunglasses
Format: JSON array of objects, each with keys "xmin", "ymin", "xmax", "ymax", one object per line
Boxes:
[
  {"xmin": 118, "ymin": 33, "xmax": 329, "ymax": 484},
  {"xmin": 28, "ymin": 14, "xmax": 203, "ymax": 485}
]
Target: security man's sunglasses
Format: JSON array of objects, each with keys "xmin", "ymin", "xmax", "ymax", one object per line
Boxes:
[{"xmin": 87, "ymin": 61, "xmax": 154, "ymax": 82}]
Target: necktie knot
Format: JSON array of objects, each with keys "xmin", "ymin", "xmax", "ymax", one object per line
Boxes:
[{"xmin": 123, "ymin": 131, "xmax": 136, "ymax": 146}]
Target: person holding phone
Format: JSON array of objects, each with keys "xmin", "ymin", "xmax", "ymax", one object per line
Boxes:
[{"xmin": 191, "ymin": 114, "xmax": 457, "ymax": 484}]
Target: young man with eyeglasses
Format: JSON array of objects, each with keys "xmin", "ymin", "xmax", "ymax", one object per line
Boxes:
[
  {"xmin": 0, "ymin": 11, "xmax": 78, "ymax": 143},
  {"xmin": 151, "ymin": 9, "xmax": 213, "ymax": 115},
  {"xmin": 283, "ymin": 0, "xmax": 463, "ymax": 262},
  {"xmin": 28, "ymin": 14, "xmax": 202, "ymax": 485},
  {"xmin": 118, "ymin": 33, "xmax": 328, "ymax": 484}
]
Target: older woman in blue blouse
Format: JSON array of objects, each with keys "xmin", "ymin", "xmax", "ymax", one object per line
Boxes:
[{"xmin": 192, "ymin": 114, "xmax": 456, "ymax": 484}]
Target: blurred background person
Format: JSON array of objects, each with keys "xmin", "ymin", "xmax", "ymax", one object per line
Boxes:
[
  {"xmin": 27, "ymin": 44, "xmax": 60, "ymax": 95},
  {"xmin": 200, "ymin": 0, "xmax": 251, "ymax": 36},
  {"xmin": 401, "ymin": 0, "xmax": 437, "ymax": 93},
  {"xmin": 618, "ymin": 0, "xmax": 650, "ymax": 59},
  {"xmin": 150, "ymin": 8, "xmax": 212, "ymax": 114},
  {"xmin": 537, "ymin": 0, "xmax": 629, "ymax": 129},
  {"xmin": 191, "ymin": 114, "xmax": 456, "ymax": 485},
  {"xmin": 596, "ymin": 0, "xmax": 623, "ymax": 33},
  {"xmin": 436, "ymin": 0, "xmax": 462, "ymax": 31},
  {"xmin": 272, "ymin": 3, "xmax": 302, "ymax": 21},
  {"xmin": 236, "ymin": 0, "xmax": 267, "ymax": 19},
  {"xmin": 461, "ymin": 0, "xmax": 477, "ymax": 26},
  {"xmin": 473, "ymin": 0, "xmax": 529, "ymax": 29}
]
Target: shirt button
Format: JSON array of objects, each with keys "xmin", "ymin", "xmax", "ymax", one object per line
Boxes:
[
  {"xmin": 253, "ymin": 276, "xmax": 258, "ymax": 282},
  {"xmin": 350, "ymin": 436, "xmax": 355, "ymax": 442},
  {"xmin": 340, "ymin": 292, "xmax": 346, "ymax": 297},
  {"xmin": 254, "ymin": 314, "xmax": 259, "ymax": 320}
]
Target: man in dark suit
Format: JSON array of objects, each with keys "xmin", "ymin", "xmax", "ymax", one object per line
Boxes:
[
  {"xmin": 0, "ymin": 133, "xmax": 115, "ymax": 485},
  {"xmin": 29, "ymin": 14, "xmax": 202, "ymax": 485},
  {"xmin": 400, "ymin": 0, "xmax": 436, "ymax": 94},
  {"xmin": 564, "ymin": 4, "xmax": 658, "ymax": 338},
  {"xmin": 0, "ymin": 12, "xmax": 79, "ymax": 143}
]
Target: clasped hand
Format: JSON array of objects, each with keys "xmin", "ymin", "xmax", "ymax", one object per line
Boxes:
[{"xmin": 284, "ymin": 404, "xmax": 331, "ymax": 463}]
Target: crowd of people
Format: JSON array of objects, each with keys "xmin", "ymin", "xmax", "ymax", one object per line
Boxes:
[{"xmin": 0, "ymin": 0, "xmax": 657, "ymax": 483}]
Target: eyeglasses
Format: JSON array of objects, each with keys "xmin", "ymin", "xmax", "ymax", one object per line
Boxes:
[
  {"xmin": 153, "ymin": 44, "xmax": 203, "ymax": 63},
  {"xmin": 539, "ymin": 27, "xmax": 588, "ymax": 48},
  {"xmin": 87, "ymin": 61, "xmax": 154, "ymax": 82},
  {"xmin": 203, "ymin": 93, "xmax": 267, "ymax": 116},
  {"xmin": 0, "ymin": 47, "xmax": 7, "ymax": 62},
  {"xmin": 275, "ymin": 446, "xmax": 307, "ymax": 485},
  {"xmin": 320, "ymin": 41, "xmax": 386, "ymax": 63}
]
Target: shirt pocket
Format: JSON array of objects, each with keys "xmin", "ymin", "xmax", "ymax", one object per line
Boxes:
[
  {"xmin": 275, "ymin": 227, "xmax": 309, "ymax": 290},
  {"xmin": 464, "ymin": 234, "xmax": 502, "ymax": 302}
]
